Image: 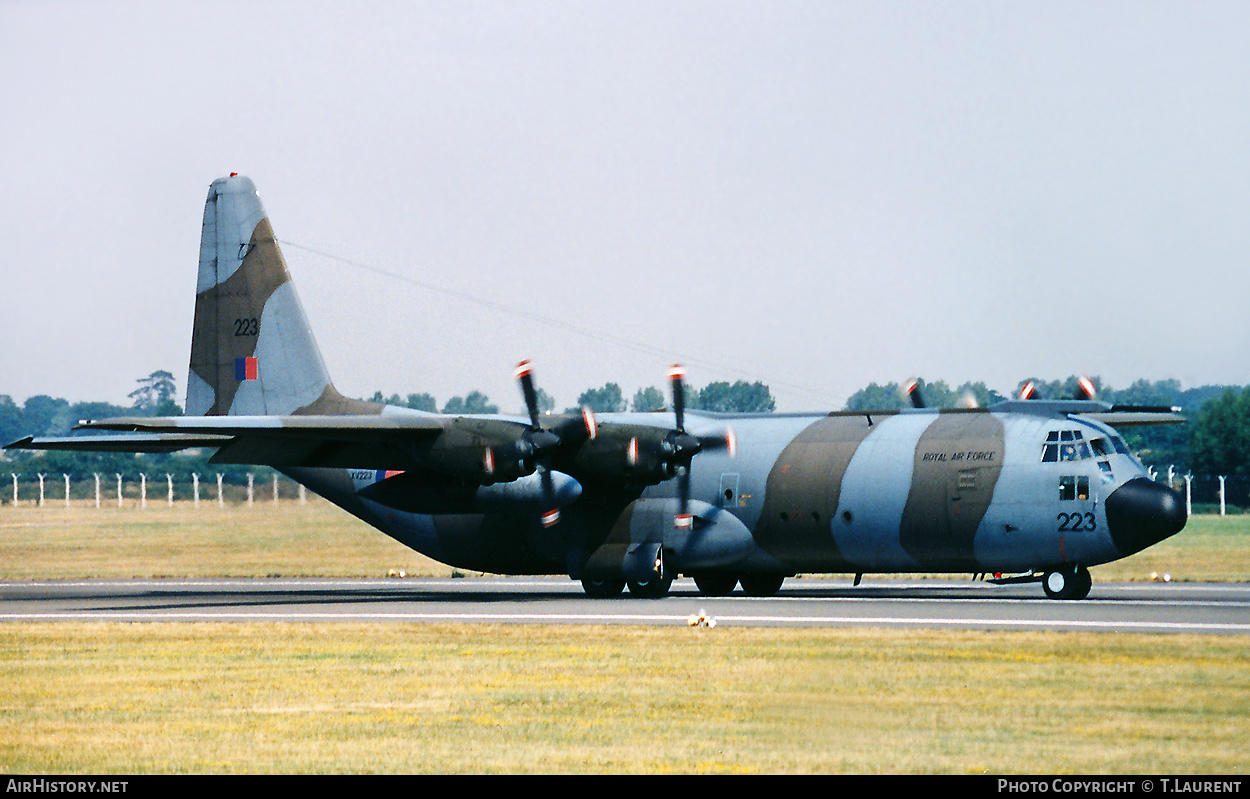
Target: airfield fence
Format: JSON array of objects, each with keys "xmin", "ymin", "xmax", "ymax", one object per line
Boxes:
[
  {"xmin": 1, "ymin": 472, "xmax": 308, "ymax": 508},
  {"xmin": 0, "ymin": 470, "xmax": 1245, "ymax": 514}
]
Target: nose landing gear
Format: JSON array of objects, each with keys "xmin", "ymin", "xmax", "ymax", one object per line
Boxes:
[{"xmin": 1042, "ymin": 565, "xmax": 1092, "ymax": 600}]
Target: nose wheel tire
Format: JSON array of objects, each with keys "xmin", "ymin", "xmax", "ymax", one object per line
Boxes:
[{"xmin": 1042, "ymin": 565, "xmax": 1092, "ymax": 600}]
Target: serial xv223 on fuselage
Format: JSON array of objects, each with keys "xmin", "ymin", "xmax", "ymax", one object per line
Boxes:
[{"xmin": 7, "ymin": 175, "xmax": 1188, "ymax": 600}]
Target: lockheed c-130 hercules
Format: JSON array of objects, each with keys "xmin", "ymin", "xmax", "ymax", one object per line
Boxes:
[{"xmin": 7, "ymin": 174, "xmax": 1189, "ymax": 600}]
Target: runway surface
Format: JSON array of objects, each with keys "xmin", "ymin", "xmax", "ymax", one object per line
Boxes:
[{"xmin": 2, "ymin": 576, "xmax": 1248, "ymax": 633}]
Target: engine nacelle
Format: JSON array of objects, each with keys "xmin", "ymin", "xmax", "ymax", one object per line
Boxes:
[
  {"xmin": 582, "ymin": 498, "xmax": 755, "ymax": 579},
  {"xmin": 356, "ymin": 469, "xmax": 581, "ymax": 515},
  {"xmin": 558, "ymin": 427, "xmax": 676, "ymax": 484}
]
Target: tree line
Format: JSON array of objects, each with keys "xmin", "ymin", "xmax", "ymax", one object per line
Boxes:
[
  {"xmin": 368, "ymin": 379, "xmax": 778, "ymax": 416},
  {"xmin": 3, "ymin": 371, "xmax": 1248, "ymax": 484}
]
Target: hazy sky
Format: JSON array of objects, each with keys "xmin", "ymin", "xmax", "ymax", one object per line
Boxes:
[{"xmin": 3, "ymin": 1, "xmax": 1247, "ymax": 413}]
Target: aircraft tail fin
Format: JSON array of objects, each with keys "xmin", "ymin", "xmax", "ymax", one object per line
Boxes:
[{"xmin": 187, "ymin": 175, "xmax": 368, "ymax": 417}]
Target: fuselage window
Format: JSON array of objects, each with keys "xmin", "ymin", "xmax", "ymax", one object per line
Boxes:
[{"xmin": 1059, "ymin": 475, "xmax": 1090, "ymax": 501}]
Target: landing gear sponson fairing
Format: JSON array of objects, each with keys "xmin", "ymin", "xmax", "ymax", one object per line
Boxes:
[{"xmin": 7, "ymin": 175, "xmax": 1188, "ymax": 600}]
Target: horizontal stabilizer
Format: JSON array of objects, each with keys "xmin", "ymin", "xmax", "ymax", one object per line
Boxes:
[
  {"xmin": 69, "ymin": 414, "xmax": 463, "ymax": 472},
  {"xmin": 77, "ymin": 414, "xmax": 457, "ymax": 438},
  {"xmin": 5, "ymin": 433, "xmax": 232, "ymax": 453}
]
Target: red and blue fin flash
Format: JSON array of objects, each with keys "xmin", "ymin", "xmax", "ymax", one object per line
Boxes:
[{"xmin": 235, "ymin": 356, "xmax": 258, "ymax": 381}]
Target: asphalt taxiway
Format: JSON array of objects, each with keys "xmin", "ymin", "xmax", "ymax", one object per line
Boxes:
[{"xmin": 2, "ymin": 576, "xmax": 1248, "ymax": 633}]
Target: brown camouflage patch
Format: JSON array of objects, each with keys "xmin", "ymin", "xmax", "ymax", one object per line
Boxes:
[
  {"xmin": 899, "ymin": 411, "xmax": 1004, "ymax": 568},
  {"xmin": 753, "ymin": 415, "xmax": 875, "ymax": 569}
]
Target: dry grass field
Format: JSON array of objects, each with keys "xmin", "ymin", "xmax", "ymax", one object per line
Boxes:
[
  {"xmin": 0, "ymin": 498, "xmax": 1246, "ymax": 582},
  {"xmin": 1, "ymin": 500, "xmax": 1246, "ymax": 774},
  {"xmin": 0, "ymin": 499, "xmax": 450, "ymax": 580},
  {"xmin": 2, "ymin": 624, "xmax": 1246, "ymax": 774}
]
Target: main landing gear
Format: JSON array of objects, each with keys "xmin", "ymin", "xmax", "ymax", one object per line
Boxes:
[
  {"xmin": 580, "ymin": 572, "xmax": 787, "ymax": 599},
  {"xmin": 577, "ymin": 575, "xmax": 676, "ymax": 598},
  {"xmin": 691, "ymin": 572, "xmax": 786, "ymax": 597}
]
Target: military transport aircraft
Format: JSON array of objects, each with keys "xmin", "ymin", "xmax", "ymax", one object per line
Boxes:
[{"xmin": 7, "ymin": 175, "xmax": 1189, "ymax": 600}]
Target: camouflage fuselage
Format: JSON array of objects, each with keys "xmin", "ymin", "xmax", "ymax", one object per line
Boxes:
[{"xmin": 289, "ymin": 403, "xmax": 1176, "ymax": 579}]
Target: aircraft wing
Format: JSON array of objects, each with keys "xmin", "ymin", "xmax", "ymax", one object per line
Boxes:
[
  {"xmin": 1074, "ymin": 406, "xmax": 1186, "ymax": 427},
  {"xmin": 990, "ymin": 399, "xmax": 1186, "ymax": 428},
  {"xmin": 7, "ymin": 414, "xmax": 527, "ymax": 474}
]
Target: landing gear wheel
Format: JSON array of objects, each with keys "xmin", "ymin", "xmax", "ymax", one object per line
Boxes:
[
  {"xmin": 581, "ymin": 577, "xmax": 625, "ymax": 598},
  {"xmin": 627, "ymin": 575, "xmax": 673, "ymax": 599},
  {"xmin": 1072, "ymin": 565, "xmax": 1092, "ymax": 599},
  {"xmin": 692, "ymin": 572, "xmax": 738, "ymax": 596},
  {"xmin": 739, "ymin": 574, "xmax": 785, "ymax": 597},
  {"xmin": 1042, "ymin": 565, "xmax": 1091, "ymax": 600}
]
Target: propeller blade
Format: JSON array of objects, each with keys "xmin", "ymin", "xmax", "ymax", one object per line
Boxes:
[
  {"xmin": 675, "ymin": 465, "xmax": 692, "ymax": 530},
  {"xmin": 515, "ymin": 359, "xmax": 542, "ymax": 428},
  {"xmin": 551, "ymin": 407, "xmax": 596, "ymax": 446},
  {"xmin": 904, "ymin": 378, "xmax": 925, "ymax": 409},
  {"xmin": 697, "ymin": 428, "xmax": 736, "ymax": 456},
  {"xmin": 539, "ymin": 467, "xmax": 559, "ymax": 528},
  {"xmin": 1019, "ymin": 380, "xmax": 1038, "ymax": 400},
  {"xmin": 1075, "ymin": 375, "xmax": 1097, "ymax": 401},
  {"xmin": 668, "ymin": 364, "xmax": 687, "ymax": 432}
]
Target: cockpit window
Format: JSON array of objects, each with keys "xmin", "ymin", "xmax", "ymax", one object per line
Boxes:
[
  {"xmin": 1042, "ymin": 429, "xmax": 1092, "ymax": 462},
  {"xmin": 1044, "ymin": 429, "xmax": 1140, "ymax": 466}
]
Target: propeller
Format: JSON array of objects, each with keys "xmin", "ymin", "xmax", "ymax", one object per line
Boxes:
[
  {"xmin": 665, "ymin": 365, "xmax": 736, "ymax": 530},
  {"xmin": 1016, "ymin": 376, "xmax": 1097, "ymax": 402},
  {"xmin": 512, "ymin": 360, "xmax": 596, "ymax": 528}
]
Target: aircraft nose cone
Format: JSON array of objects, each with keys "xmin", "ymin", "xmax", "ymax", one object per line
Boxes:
[{"xmin": 1105, "ymin": 477, "xmax": 1187, "ymax": 556}]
